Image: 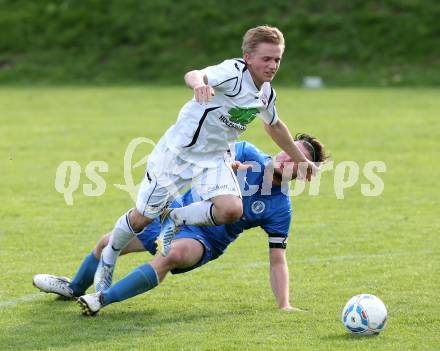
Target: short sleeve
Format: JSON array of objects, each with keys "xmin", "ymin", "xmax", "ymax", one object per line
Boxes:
[
  {"xmin": 203, "ymin": 59, "xmax": 241, "ymax": 93},
  {"xmin": 258, "ymin": 86, "xmax": 279, "ymax": 125},
  {"xmin": 233, "ymin": 141, "xmax": 247, "ymax": 163},
  {"xmin": 234, "ymin": 141, "xmax": 267, "ymax": 164}
]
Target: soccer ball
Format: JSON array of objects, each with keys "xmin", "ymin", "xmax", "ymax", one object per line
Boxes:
[{"xmin": 341, "ymin": 294, "xmax": 388, "ymax": 335}]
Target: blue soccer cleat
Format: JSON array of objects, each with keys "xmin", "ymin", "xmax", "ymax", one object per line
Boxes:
[
  {"xmin": 156, "ymin": 209, "xmax": 179, "ymax": 256},
  {"xmin": 94, "ymin": 257, "xmax": 115, "ymax": 293}
]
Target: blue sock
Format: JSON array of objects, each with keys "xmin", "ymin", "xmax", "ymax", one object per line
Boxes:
[
  {"xmin": 69, "ymin": 252, "xmax": 99, "ymax": 296},
  {"xmin": 102, "ymin": 264, "xmax": 159, "ymax": 305}
]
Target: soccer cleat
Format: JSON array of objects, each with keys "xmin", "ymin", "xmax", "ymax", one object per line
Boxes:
[
  {"xmin": 32, "ymin": 274, "xmax": 75, "ymax": 299},
  {"xmin": 156, "ymin": 208, "xmax": 179, "ymax": 256},
  {"xmin": 78, "ymin": 292, "xmax": 104, "ymax": 316},
  {"xmin": 94, "ymin": 257, "xmax": 115, "ymax": 293}
]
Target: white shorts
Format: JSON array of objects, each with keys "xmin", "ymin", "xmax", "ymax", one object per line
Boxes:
[{"xmin": 136, "ymin": 140, "xmax": 241, "ymax": 218}]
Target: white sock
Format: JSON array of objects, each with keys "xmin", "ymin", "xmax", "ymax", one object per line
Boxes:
[
  {"xmin": 102, "ymin": 211, "xmax": 137, "ymax": 265},
  {"xmin": 171, "ymin": 200, "xmax": 217, "ymax": 227}
]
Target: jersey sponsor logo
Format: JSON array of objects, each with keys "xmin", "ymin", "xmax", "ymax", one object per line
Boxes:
[
  {"xmin": 218, "ymin": 107, "xmax": 259, "ymax": 130},
  {"xmin": 251, "ymin": 200, "xmax": 265, "ymax": 214},
  {"xmin": 228, "ymin": 107, "xmax": 259, "ymax": 126},
  {"xmin": 218, "ymin": 115, "xmax": 246, "ymax": 130}
]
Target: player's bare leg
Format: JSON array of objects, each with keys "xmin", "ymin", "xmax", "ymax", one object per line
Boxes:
[
  {"xmin": 156, "ymin": 194, "xmax": 242, "ymax": 256},
  {"xmin": 210, "ymin": 194, "xmax": 243, "ymax": 224},
  {"xmin": 79, "ymin": 238, "xmax": 203, "ymax": 315}
]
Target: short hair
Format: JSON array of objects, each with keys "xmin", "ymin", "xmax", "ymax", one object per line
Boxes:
[
  {"xmin": 242, "ymin": 25, "xmax": 285, "ymax": 55},
  {"xmin": 294, "ymin": 133, "xmax": 329, "ymax": 163}
]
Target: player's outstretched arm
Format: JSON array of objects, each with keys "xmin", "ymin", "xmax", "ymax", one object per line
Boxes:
[
  {"xmin": 269, "ymin": 247, "xmax": 292, "ymax": 310},
  {"xmin": 264, "ymin": 120, "xmax": 318, "ymax": 181},
  {"xmin": 184, "ymin": 70, "xmax": 215, "ymax": 104}
]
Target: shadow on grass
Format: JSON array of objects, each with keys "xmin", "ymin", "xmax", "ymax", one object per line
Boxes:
[
  {"xmin": 320, "ymin": 332, "xmax": 381, "ymax": 341},
  {"xmin": 1, "ymin": 296, "xmax": 226, "ymax": 350}
]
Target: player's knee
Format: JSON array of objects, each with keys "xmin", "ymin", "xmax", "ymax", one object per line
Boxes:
[
  {"xmin": 219, "ymin": 200, "xmax": 243, "ymax": 223},
  {"xmin": 166, "ymin": 246, "xmax": 187, "ymax": 267},
  {"xmin": 128, "ymin": 209, "xmax": 151, "ymax": 232}
]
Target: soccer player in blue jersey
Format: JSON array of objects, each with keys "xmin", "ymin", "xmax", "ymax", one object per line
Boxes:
[{"xmin": 33, "ymin": 135, "xmax": 327, "ymax": 315}]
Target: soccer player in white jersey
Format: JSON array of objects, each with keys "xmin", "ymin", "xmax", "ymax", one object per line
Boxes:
[{"xmin": 94, "ymin": 25, "xmax": 319, "ymax": 293}]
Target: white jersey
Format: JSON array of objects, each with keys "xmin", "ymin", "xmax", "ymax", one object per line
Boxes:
[{"xmin": 162, "ymin": 58, "xmax": 279, "ymax": 168}]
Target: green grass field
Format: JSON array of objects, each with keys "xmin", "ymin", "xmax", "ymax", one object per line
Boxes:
[{"xmin": 0, "ymin": 87, "xmax": 439, "ymax": 350}]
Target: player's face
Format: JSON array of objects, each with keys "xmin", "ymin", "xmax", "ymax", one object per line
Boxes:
[
  {"xmin": 244, "ymin": 43, "xmax": 284, "ymax": 89},
  {"xmin": 274, "ymin": 142, "xmax": 312, "ymax": 180}
]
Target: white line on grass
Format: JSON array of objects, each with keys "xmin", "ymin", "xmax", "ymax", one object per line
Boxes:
[{"xmin": 0, "ymin": 293, "xmax": 44, "ymax": 309}]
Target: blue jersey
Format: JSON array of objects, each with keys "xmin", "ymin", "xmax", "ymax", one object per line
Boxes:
[{"xmin": 138, "ymin": 141, "xmax": 292, "ymax": 258}]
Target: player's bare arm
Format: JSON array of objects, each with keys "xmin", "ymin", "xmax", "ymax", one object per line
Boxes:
[
  {"xmin": 269, "ymin": 248, "xmax": 292, "ymax": 310},
  {"xmin": 264, "ymin": 120, "xmax": 318, "ymax": 181},
  {"xmin": 184, "ymin": 70, "xmax": 215, "ymax": 104}
]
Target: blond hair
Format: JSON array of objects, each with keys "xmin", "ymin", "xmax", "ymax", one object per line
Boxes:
[{"xmin": 242, "ymin": 25, "xmax": 285, "ymax": 54}]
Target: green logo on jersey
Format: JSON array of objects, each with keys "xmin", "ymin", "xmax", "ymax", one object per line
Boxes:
[{"xmin": 228, "ymin": 107, "xmax": 259, "ymax": 126}]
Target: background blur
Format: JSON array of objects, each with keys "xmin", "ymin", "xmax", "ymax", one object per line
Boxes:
[{"xmin": 0, "ymin": 0, "xmax": 439, "ymax": 86}]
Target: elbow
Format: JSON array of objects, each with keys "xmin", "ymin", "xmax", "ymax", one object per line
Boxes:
[
  {"xmin": 184, "ymin": 69, "xmax": 202, "ymax": 78},
  {"xmin": 184, "ymin": 70, "xmax": 195, "ymax": 83},
  {"xmin": 184, "ymin": 70, "xmax": 207, "ymax": 87}
]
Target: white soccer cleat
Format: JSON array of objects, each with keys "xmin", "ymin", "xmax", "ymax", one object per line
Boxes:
[
  {"xmin": 156, "ymin": 209, "xmax": 179, "ymax": 256},
  {"xmin": 32, "ymin": 274, "xmax": 75, "ymax": 299},
  {"xmin": 94, "ymin": 257, "xmax": 115, "ymax": 293},
  {"xmin": 78, "ymin": 292, "xmax": 104, "ymax": 316}
]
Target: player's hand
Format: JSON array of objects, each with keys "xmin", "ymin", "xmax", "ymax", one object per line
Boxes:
[
  {"xmin": 194, "ymin": 84, "xmax": 215, "ymax": 104},
  {"xmin": 297, "ymin": 159, "xmax": 319, "ymax": 182},
  {"xmin": 230, "ymin": 160, "xmax": 252, "ymax": 172}
]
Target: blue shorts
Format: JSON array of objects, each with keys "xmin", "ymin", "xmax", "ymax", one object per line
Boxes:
[{"xmin": 136, "ymin": 219, "xmax": 224, "ymax": 275}]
